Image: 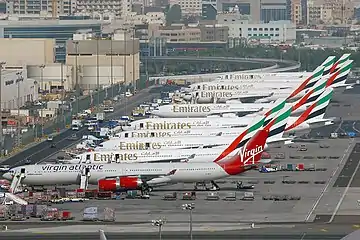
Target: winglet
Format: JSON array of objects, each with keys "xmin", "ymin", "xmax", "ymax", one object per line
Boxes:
[{"xmin": 285, "ymin": 88, "xmax": 334, "ymax": 132}]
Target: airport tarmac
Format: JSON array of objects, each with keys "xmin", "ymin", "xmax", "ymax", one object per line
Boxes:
[{"xmin": 8, "ymin": 138, "xmax": 353, "ymax": 225}]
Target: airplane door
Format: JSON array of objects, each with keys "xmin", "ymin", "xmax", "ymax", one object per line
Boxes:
[
  {"xmin": 20, "ymin": 168, "xmax": 26, "ymax": 174},
  {"xmin": 125, "ymin": 133, "xmax": 129, "ymax": 138},
  {"xmin": 140, "ymin": 123, "xmax": 144, "ymax": 129},
  {"xmin": 115, "ymin": 154, "xmax": 120, "ymax": 163}
]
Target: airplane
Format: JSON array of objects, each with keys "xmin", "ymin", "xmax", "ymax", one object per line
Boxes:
[
  {"xmin": 181, "ymin": 55, "xmax": 351, "ymax": 103},
  {"xmin": 185, "ymin": 54, "xmax": 349, "ymax": 91},
  {"xmin": 68, "ymin": 88, "xmax": 333, "ymax": 165},
  {"xmin": 150, "ymin": 101, "xmax": 305, "ymax": 118},
  {"xmin": 155, "ymin": 58, "xmax": 351, "ymax": 110},
  {"xmin": 86, "ymin": 84, "xmax": 334, "ymax": 168},
  {"xmin": 111, "ymin": 87, "xmax": 334, "ymax": 140},
  {"xmin": 123, "ymin": 65, "xmax": 340, "ymax": 132},
  {"xmin": 4, "ymin": 113, "xmax": 276, "ymax": 193}
]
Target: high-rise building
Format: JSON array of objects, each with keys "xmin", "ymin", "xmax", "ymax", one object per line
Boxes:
[
  {"xmin": 290, "ymin": 0, "xmax": 302, "ymax": 24},
  {"xmin": 217, "ymin": 0, "xmax": 261, "ymax": 23},
  {"xmin": 6, "ymin": 0, "xmax": 72, "ymax": 15},
  {"xmin": 260, "ymin": 0, "xmax": 289, "ymax": 23},
  {"xmin": 202, "ymin": 0, "xmax": 217, "ymax": 20},
  {"xmin": 169, "ymin": 0, "xmax": 202, "ymax": 16},
  {"xmin": 74, "ymin": 0, "xmax": 133, "ymax": 17}
]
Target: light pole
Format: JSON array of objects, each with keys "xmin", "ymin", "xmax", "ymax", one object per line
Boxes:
[
  {"xmin": 96, "ymin": 37, "xmax": 100, "ymax": 107},
  {"xmin": 16, "ymin": 72, "xmax": 23, "ymax": 147},
  {"xmin": 110, "ymin": 34, "xmax": 114, "ymax": 99},
  {"xmin": 39, "ymin": 64, "xmax": 45, "ymax": 137},
  {"xmin": 74, "ymin": 41, "xmax": 79, "ymax": 114},
  {"xmin": 0, "ymin": 61, "xmax": 5, "ymax": 156},
  {"xmin": 152, "ymin": 218, "xmax": 166, "ymax": 240},
  {"xmin": 182, "ymin": 203, "xmax": 195, "ymax": 240}
]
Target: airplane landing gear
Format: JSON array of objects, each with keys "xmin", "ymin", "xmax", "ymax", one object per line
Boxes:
[
  {"xmin": 210, "ymin": 181, "xmax": 220, "ymax": 191},
  {"xmin": 193, "ymin": 181, "xmax": 220, "ymax": 191}
]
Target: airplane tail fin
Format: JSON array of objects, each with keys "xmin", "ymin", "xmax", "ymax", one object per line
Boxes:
[
  {"xmin": 216, "ymin": 128, "xmax": 269, "ymax": 175},
  {"xmin": 287, "ymin": 65, "xmax": 325, "ymax": 100},
  {"xmin": 321, "ymin": 56, "xmax": 336, "ymax": 78},
  {"xmin": 214, "ymin": 115, "xmax": 265, "ymax": 162},
  {"xmin": 100, "ymin": 229, "xmax": 108, "ymax": 240},
  {"xmin": 263, "ymin": 104, "xmax": 293, "ymax": 140},
  {"xmin": 285, "ymin": 88, "xmax": 334, "ymax": 132},
  {"xmin": 263, "ymin": 98, "xmax": 286, "ymax": 126},
  {"xmin": 326, "ymin": 59, "xmax": 353, "ymax": 88},
  {"xmin": 329, "ymin": 53, "xmax": 351, "ymax": 75}
]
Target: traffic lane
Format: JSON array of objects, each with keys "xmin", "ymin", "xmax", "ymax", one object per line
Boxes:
[
  {"xmin": 2, "ymin": 127, "xmax": 88, "ymax": 167},
  {"xmin": 2, "ymin": 90, "xmax": 159, "ymax": 166},
  {"xmin": 1, "ymin": 127, "xmax": 86, "ymax": 167},
  {"xmin": 0, "ymin": 232, "xmax": 347, "ymax": 240}
]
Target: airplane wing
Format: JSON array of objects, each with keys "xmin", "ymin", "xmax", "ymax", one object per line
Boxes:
[
  {"xmin": 207, "ymin": 107, "xmax": 264, "ymax": 117},
  {"xmin": 237, "ymin": 93, "xmax": 275, "ymax": 103}
]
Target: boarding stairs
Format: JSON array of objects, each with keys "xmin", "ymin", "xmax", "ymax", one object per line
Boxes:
[
  {"xmin": 9, "ymin": 170, "xmax": 26, "ymax": 194},
  {"xmin": 79, "ymin": 167, "xmax": 91, "ymax": 190},
  {"xmin": 3, "ymin": 193, "xmax": 28, "ymax": 205}
]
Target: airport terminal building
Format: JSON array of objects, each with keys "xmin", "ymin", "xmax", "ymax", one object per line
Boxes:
[{"xmin": 0, "ymin": 19, "xmax": 104, "ymax": 62}]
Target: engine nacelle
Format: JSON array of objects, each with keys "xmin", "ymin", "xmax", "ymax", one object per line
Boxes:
[{"xmin": 98, "ymin": 177, "xmax": 143, "ymax": 192}]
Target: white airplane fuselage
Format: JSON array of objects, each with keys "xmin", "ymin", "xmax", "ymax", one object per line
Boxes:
[
  {"xmin": 151, "ymin": 102, "xmax": 304, "ymax": 118},
  {"xmin": 5, "ymin": 162, "xmax": 228, "ymax": 186}
]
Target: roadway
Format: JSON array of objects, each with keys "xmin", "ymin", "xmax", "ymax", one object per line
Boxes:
[
  {"xmin": 0, "ymin": 87, "xmax": 160, "ymax": 167},
  {"xmin": 145, "ymin": 56, "xmax": 301, "ymax": 83},
  {"xmin": 0, "ymin": 224, "xmax": 351, "ymax": 239}
]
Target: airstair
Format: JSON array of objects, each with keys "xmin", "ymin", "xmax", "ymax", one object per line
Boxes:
[
  {"xmin": 79, "ymin": 167, "xmax": 91, "ymax": 190},
  {"xmin": 9, "ymin": 169, "xmax": 26, "ymax": 194},
  {"xmin": 3, "ymin": 193, "xmax": 28, "ymax": 205}
]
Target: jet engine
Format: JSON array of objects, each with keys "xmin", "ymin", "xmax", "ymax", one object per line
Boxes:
[{"xmin": 98, "ymin": 177, "xmax": 143, "ymax": 192}]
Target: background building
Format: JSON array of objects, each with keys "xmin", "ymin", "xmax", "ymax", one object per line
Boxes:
[
  {"xmin": 6, "ymin": 0, "xmax": 72, "ymax": 15},
  {"xmin": 0, "ymin": 38, "xmax": 55, "ymax": 66},
  {"xmin": 169, "ymin": 0, "xmax": 202, "ymax": 16},
  {"xmin": 66, "ymin": 32, "xmax": 140, "ymax": 90},
  {"xmin": 0, "ymin": 20, "xmax": 105, "ymax": 62},
  {"xmin": 0, "ymin": 68, "xmax": 38, "ymax": 110}
]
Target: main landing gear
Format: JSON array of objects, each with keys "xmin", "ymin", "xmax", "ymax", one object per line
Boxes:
[{"xmin": 194, "ymin": 181, "xmax": 220, "ymax": 191}]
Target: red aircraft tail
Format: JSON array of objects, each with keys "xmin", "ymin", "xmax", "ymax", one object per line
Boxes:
[{"xmin": 217, "ymin": 129, "xmax": 269, "ymax": 176}]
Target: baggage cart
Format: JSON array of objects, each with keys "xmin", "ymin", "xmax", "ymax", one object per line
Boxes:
[
  {"xmin": 223, "ymin": 192, "xmax": 236, "ymax": 201},
  {"xmin": 103, "ymin": 207, "xmax": 115, "ymax": 222},
  {"xmin": 83, "ymin": 207, "xmax": 99, "ymax": 221},
  {"xmin": 182, "ymin": 192, "xmax": 196, "ymax": 200},
  {"xmin": 241, "ymin": 192, "xmax": 254, "ymax": 201},
  {"xmin": 162, "ymin": 192, "xmax": 177, "ymax": 201},
  {"xmin": 206, "ymin": 192, "xmax": 220, "ymax": 201}
]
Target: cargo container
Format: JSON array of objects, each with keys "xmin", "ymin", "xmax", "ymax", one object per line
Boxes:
[
  {"xmin": 286, "ymin": 163, "xmax": 296, "ymax": 171},
  {"xmin": 0, "ymin": 206, "xmax": 9, "ymax": 220},
  {"xmin": 83, "ymin": 207, "xmax": 99, "ymax": 221},
  {"xmin": 41, "ymin": 208, "xmax": 58, "ymax": 221},
  {"xmin": 103, "ymin": 207, "xmax": 115, "ymax": 222},
  {"xmin": 97, "ymin": 191, "xmax": 112, "ymax": 200},
  {"xmin": 296, "ymin": 163, "xmax": 305, "ymax": 171},
  {"xmin": 33, "ymin": 204, "xmax": 47, "ymax": 218},
  {"xmin": 58, "ymin": 211, "xmax": 74, "ymax": 221}
]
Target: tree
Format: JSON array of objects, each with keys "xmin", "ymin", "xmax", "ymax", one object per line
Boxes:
[{"xmin": 165, "ymin": 4, "xmax": 182, "ymax": 26}]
